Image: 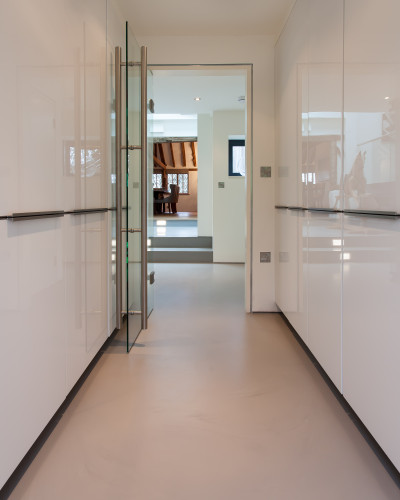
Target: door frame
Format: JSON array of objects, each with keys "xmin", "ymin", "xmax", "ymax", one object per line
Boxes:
[{"xmin": 149, "ymin": 64, "xmax": 254, "ymax": 312}]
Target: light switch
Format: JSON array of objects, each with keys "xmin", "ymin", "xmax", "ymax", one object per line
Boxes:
[
  {"xmin": 218, "ymin": 182, "xmax": 225, "ymax": 188},
  {"xmin": 260, "ymin": 166, "xmax": 271, "ymax": 178},
  {"xmin": 260, "ymin": 252, "xmax": 271, "ymax": 263}
]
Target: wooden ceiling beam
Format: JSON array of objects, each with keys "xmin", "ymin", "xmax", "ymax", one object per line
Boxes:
[
  {"xmin": 158, "ymin": 143, "xmax": 166, "ymax": 165},
  {"xmin": 181, "ymin": 142, "xmax": 186, "ymax": 167},
  {"xmin": 153, "ymin": 155, "xmax": 166, "ymax": 169},
  {"xmin": 169, "ymin": 142, "xmax": 176, "ymax": 167},
  {"xmin": 190, "ymin": 142, "xmax": 197, "ymax": 167}
]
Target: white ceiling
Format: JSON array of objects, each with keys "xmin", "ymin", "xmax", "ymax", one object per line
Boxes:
[
  {"xmin": 151, "ymin": 69, "xmax": 247, "ymax": 115},
  {"xmin": 117, "ymin": 0, "xmax": 295, "ymax": 37}
]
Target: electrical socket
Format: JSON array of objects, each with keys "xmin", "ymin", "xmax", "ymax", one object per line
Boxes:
[{"xmin": 260, "ymin": 252, "xmax": 271, "ymax": 263}]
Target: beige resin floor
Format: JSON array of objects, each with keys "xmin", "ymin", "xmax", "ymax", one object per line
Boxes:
[{"xmin": 8, "ymin": 264, "xmax": 400, "ymax": 499}]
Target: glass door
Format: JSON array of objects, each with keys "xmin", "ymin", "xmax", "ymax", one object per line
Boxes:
[
  {"xmin": 115, "ymin": 24, "xmax": 151, "ymax": 351},
  {"xmin": 125, "ymin": 23, "xmax": 143, "ymax": 350}
]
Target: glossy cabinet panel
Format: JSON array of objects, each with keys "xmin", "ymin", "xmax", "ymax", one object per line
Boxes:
[
  {"xmin": 276, "ymin": 0, "xmax": 343, "ymax": 209},
  {"xmin": 275, "ymin": 0, "xmax": 400, "ymax": 475},
  {"xmin": 85, "ymin": 213, "xmax": 108, "ymax": 356},
  {"xmin": 0, "ymin": 219, "xmax": 66, "ymax": 487},
  {"xmin": 65, "ymin": 212, "xmax": 108, "ymax": 392},
  {"xmin": 0, "ymin": 0, "xmax": 117, "ymax": 489},
  {"xmin": 307, "ymin": 213, "xmax": 342, "ymax": 389},
  {"xmin": 343, "ymin": 215, "xmax": 400, "ymax": 470},
  {"xmin": 344, "ymin": 0, "xmax": 400, "ymax": 212},
  {"xmin": 275, "ymin": 0, "xmax": 308, "ymax": 207},
  {"xmin": 0, "ymin": 0, "xmax": 107, "ymax": 215},
  {"xmin": 65, "ymin": 214, "xmax": 86, "ymax": 392},
  {"xmin": 275, "ymin": 210, "xmax": 308, "ymax": 342},
  {"xmin": 306, "ymin": 64, "xmax": 343, "ymax": 209},
  {"xmin": 304, "ymin": 0, "xmax": 343, "ymax": 209}
]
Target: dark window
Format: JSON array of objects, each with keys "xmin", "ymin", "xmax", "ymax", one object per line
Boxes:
[{"xmin": 228, "ymin": 139, "xmax": 246, "ymax": 176}]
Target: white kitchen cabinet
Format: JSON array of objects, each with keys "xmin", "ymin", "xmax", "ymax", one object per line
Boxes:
[
  {"xmin": 343, "ymin": 215, "xmax": 400, "ymax": 470},
  {"xmin": 276, "ymin": 209, "xmax": 308, "ymax": 343},
  {"xmin": 307, "ymin": 212, "xmax": 342, "ymax": 389},
  {"xmin": 0, "ymin": 218, "xmax": 66, "ymax": 487}
]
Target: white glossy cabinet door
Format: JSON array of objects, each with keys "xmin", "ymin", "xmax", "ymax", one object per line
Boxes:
[
  {"xmin": 83, "ymin": 9, "xmax": 107, "ymax": 210},
  {"xmin": 275, "ymin": 0, "xmax": 309, "ymax": 207},
  {"xmin": 65, "ymin": 214, "xmax": 87, "ymax": 392},
  {"xmin": 65, "ymin": 212, "xmax": 108, "ymax": 392},
  {"xmin": 305, "ymin": 0, "xmax": 343, "ymax": 210},
  {"xmin": 344, "ymin": 0, "xmax": 400, "ymax": 212},
  {"xmin": 276, "ymin": 209, "xmax": 308, "ymax": 342},
  {"xmin": 307, "ymin": 63, "xmax": 343, "ymax": 210},
  {"xmin": 308, "ymin": 212, "xmax": 342, "ymax": 389},
  {"xmin": 0, "ymin": 219, "xmax": 66, "ymax": 488},
  {"xmin": 85, "ymin": 212, "xmax": 108, "ymax": 357},
  {"xmin": 343, "ymin": 215, "xmax": 400, "ymax": 470}
]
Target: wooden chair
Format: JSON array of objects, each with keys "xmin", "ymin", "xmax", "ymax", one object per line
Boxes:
[{"xmin": 154, "ymin": 184, "xmax": 180, "ymax": 213}]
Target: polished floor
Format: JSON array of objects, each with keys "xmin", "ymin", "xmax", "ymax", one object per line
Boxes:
[
  {"xmin": 153, "ymin": 213, "xmax": 198, "ymax": 237},
  {"xmin": 8, "ymin": 264, "xmax": 400, "ymax": 499}
]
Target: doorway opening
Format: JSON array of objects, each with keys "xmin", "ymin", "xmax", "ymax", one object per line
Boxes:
[{"xmin": 148, "ymin": 65, "xmax": 253, "ymax": 311}]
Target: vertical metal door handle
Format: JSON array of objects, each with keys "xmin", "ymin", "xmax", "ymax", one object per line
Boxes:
[
  {"xmin": 115, "ymin": 46, "xmax": 122, "ymax": 330},
  {"xmin": 141, "ymin": 46, "xmax": 148, "ymax": 330}
]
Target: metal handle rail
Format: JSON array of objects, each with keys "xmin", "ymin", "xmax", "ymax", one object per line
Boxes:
[
  {"xmin": 115, "ymin": 45, "xmax": 148, "ymax": 332},
  {"xmin": 115, "ymin": 46, "xmax": 123, "ymax": 330},
  {"xmin": 140, "ymin": 45, "xmax": 148, "ymax": 330}
]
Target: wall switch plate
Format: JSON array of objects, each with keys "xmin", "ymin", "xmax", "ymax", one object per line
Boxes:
[
  {"xmin": 260, "ymin": 252, "xmax": 271, "ymax": 263},
  {"xmin": 279, "ymin": 252, "xmax": 289, "ymax": 263},
  {"xmin": 278, "ymin": 166, "xmax": 289, "ymax": 178},
  {"xmin": 260, "ymin": 166, "xmax": 271, "ymax": 178},
  {"xmin": 218, "ymin": 182, "xmax": 225, "ymax": 188}
]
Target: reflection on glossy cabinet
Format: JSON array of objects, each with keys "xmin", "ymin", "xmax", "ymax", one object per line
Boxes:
[
  {"xmin": 344, "ymin": 0, "xmax": 400, "ymax": 213},
  {"xmin": 0, "ymin": 0, "xmax": 107, "ymax": 215}
]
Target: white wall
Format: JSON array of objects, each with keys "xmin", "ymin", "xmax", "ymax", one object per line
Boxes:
[
  {"xmin": 0, "ymin": 0, "xmax": 124, "ymax": 488},
  {"xmin": 275, "ymin": 0, "xmax": 400, "ymax": 471},
  {"xmin": 137, "ymin": 35, "xmax": 277, "ymax": 310},
  {"xmin": 213, "ymin": 111, "xmax": 246, "ymax": 262},
  {"xmin": 197, "ymin": 114, "xmax": 214, "ymax": 236}
]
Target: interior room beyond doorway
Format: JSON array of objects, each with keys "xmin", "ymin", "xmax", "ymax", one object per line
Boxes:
[{"xmin": 149, "ymin": 65, "xmax": 250, "ymax": 272}]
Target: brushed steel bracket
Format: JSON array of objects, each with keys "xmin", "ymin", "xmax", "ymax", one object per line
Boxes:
[
  {"xmin": 122, "ymin": 228, "xmax": 142, "ymax": 233},
  {"xmin": 122, "ymin": 145, "xmax": 142, "ymax": 150},
  {"xmin": 121, "ymin": 61, "xmax": 141, "ymax": 67}
]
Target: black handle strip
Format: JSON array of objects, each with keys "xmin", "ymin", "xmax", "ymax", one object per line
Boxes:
[
  {"xmin": 7, "ymin": 211, "xmax": 64, "ymax": 221},
  {"xmin": 309, "ymin": 208, "xmax": 341, "ymax": 214},
  {"xmin": 67, "ymin": 208, "xmax": 108, "ymax": 215},
  {"xmin": 343, "ymin": 209, "xmax": 398, "ymax": 217},
  {"xmin": 276, "ymin": 206, "xmax": 400, "ymax": 218}
]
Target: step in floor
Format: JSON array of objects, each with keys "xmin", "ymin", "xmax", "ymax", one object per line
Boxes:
[
  {"xmin": 149, "ymin": 247, "xmax": 213, "ymax": 263},
  {"xmin": 150, "ymin": 236, "xmax": 212, "ymax": 249}
]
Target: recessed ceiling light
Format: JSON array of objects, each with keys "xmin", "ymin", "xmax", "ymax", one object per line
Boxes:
[
  {"xmin": 194, "ymin": 97, "xmax": 201, "ymax": 101},
  {"xmin": 385, "ymin": 96, "xmax": 390, "ymax": 100}
]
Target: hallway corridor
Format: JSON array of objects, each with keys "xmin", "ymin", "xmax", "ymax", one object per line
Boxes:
[{"xmin": 8, "ymin": 264, "xmax": 399, "ymax": 499}]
